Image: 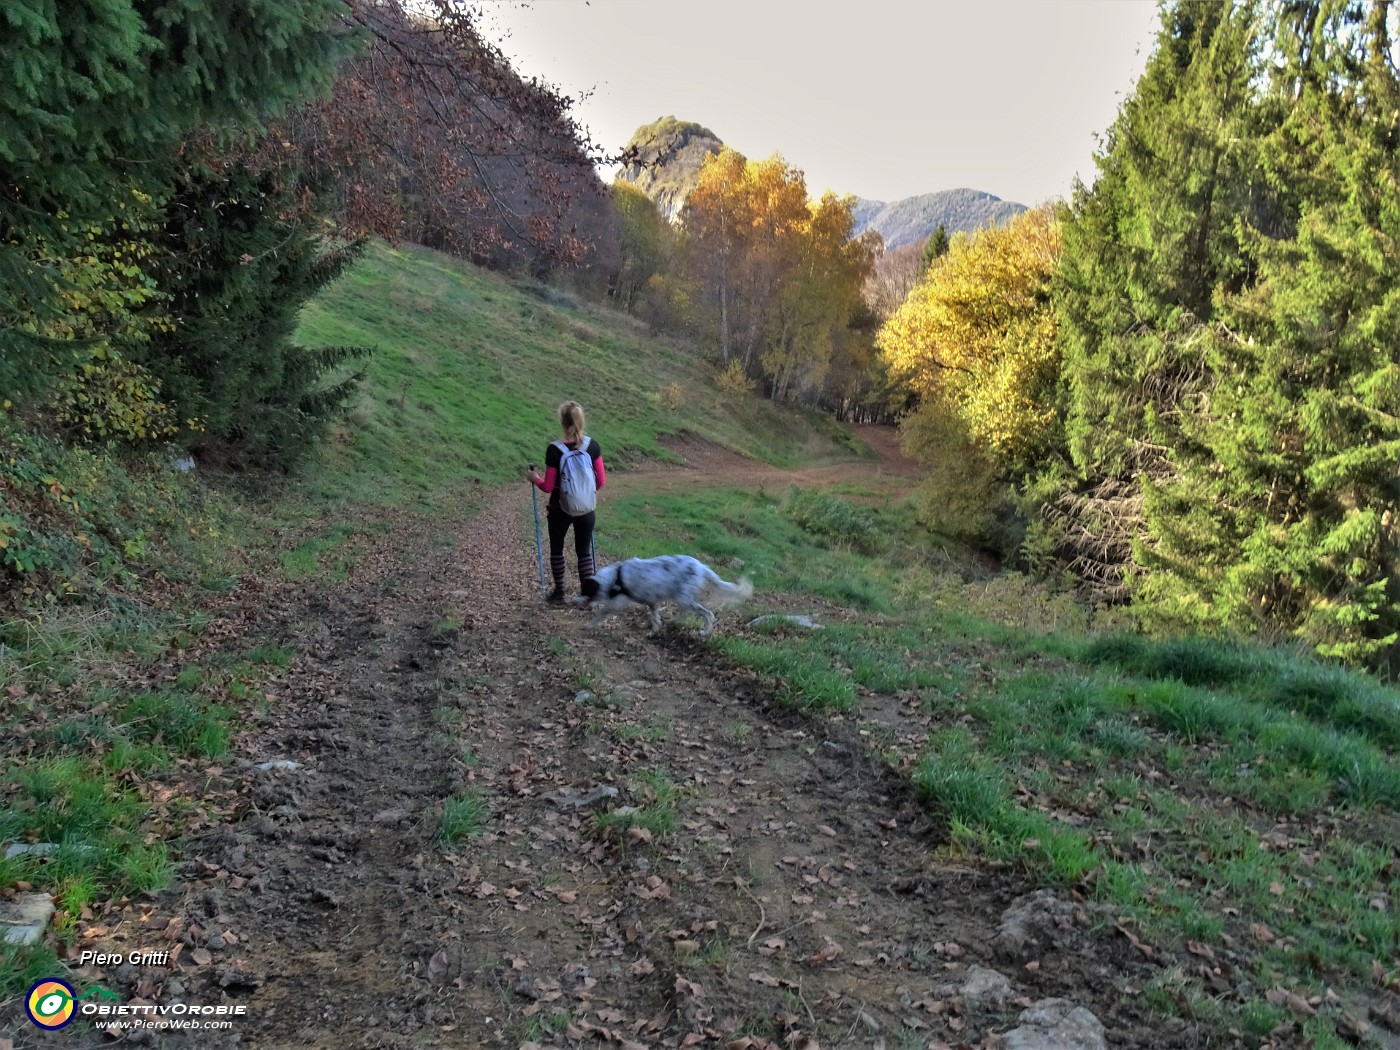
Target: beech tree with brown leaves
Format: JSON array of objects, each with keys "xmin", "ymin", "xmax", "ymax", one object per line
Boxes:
[{"xmin": 246, "ymin": 0, "xmax": 614, "ymax": 275}]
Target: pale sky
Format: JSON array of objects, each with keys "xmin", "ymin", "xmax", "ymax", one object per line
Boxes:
[{"xmin": 479, "ymin": 0, "xmax": 1163, "ymax": 208}]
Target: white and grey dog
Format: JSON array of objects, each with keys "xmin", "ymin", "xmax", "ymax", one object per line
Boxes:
[{"xmin": 580, "ymin": 555, "xmax": 754, "ymax": 636}]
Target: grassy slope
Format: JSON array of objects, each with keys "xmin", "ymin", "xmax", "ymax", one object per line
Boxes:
[
  {"xmin": 604, "ymin": 483, "xmax": 1400, "ymax": 1048},
  {"xmin": 294, "ymin": 241, "xmax": 866, "ymax": 507}
]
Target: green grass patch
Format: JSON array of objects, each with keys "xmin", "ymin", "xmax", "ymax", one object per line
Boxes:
[
  {"xmin": 281, "ymin": 521, "xmax": 359, "ymax": 581},
  {"xmin": 596, "ymin": 767, "xmax": 680, "ymax": 839},
  {"xmin": 1078, "ymin": 633, "xmax": 1400, "ymax": 749},
  {"xmin": 440, "ymin": 790, "xmax": 490, "ymax": 845},
  {"xmin": 119, "ymin": 691, "xmax": 231, "ymax": 758}
]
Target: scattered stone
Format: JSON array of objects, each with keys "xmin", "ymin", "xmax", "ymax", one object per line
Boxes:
[
  {"xmin": 1, "ymin": 891, "xmax": 55, "ymax": 945},
  {"xmin": 1000, "ymin": 998, "xmax": 1107, "ymax": 1050},
  {"xmin": 217, "ymin": 968, "xmax": 265, "ymax": 992},
  {"xmin": 4, "ymin": 842, "xmax": 95, "ymax": 859},
  {"xmin": 246, "ymin": 816, "xmax": 280, "ymax": 840},
  {"xmin": 556, "ymin": 785, "xmax": 619, "ymax": 809},
  {"xmin": 256, "ymin": 760, "xmax": 302, "ymax": 772},
  {"xmin": 747, "ymin": 614, "xmax": 823, "ymax": 630},
  {"xmin": 938, "ymin": 964, "xmax": 1015, "ymax": 1007},
  {"xmin": 573, "ymin": 689, "xmax": 597, "ymax": 705}
]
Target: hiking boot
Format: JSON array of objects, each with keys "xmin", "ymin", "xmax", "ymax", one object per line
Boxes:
[{"xmin": 546, "ymin": 586, "xmax": 566, "ymax": 604}]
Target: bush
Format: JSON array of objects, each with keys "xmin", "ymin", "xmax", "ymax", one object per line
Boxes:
[
  {"xmin": 784, "ymin": 487, "xmax": 882, "ymax": 554},
  {"xmin": 899, "ymin": 402, "xmax": 1015, "ymax": 547}
]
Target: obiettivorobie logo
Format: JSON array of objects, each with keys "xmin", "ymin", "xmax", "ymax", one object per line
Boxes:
[{"xmin": 25, "ymin": 979, "xmax": 122, "ymax": 1029}]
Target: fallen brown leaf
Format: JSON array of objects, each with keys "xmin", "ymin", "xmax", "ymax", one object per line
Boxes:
[{"xmin": 1116, "ymin": 923, "xmax": 1153, "ymax": 958}]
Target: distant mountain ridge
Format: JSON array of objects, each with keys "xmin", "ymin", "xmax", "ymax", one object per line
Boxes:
[
  {"xmin": 851, "ymin": 189, "xmax": 1027, "ymax": 250},
  {"xmin": 615, "ymin": 117, "xmax": 1027, "ymax": 248}
]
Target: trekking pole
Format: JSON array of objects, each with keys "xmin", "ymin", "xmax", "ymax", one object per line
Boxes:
[{"xmin": 530, "ymin": 477, "xmax": 546, "ymax": 599}]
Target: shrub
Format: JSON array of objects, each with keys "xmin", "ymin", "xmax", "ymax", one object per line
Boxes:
[{"xmin": 784, "ymin": 487, "xmax": 882, "ymax": 554}]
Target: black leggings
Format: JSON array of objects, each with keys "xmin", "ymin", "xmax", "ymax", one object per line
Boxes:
[{"xmin": 546, "ymin": 508, "xmax": 596, "ymax": 591}]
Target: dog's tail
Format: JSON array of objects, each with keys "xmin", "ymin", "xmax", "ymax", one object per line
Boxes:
[{"xmin": 705, "ymin": 571, "xmax": 754, "ymax": 607}]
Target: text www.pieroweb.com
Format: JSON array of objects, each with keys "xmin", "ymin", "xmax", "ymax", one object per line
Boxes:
[{"xmin": 84, "ymin": 1003, "xmax": 245, "ymax": 1031}]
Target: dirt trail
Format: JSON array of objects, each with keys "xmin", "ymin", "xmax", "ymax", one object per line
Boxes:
[
  {"xmin": 613, "ymin": 426, "xmax": 923, "ymax": 500},
  {"xmin": 53, "ymin": 433, "xmax": 1199, "ymax": 1050}
]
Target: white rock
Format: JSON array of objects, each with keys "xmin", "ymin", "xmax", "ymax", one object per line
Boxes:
[
  {"xmin": 1, "ymin": 892, "xmax": 55, "ymax": 945},
  {"xmin": 4, "ymin": 842, "xmax": 94, "ymax": 859},
  {"xmin": 957, "ymin": 964, "xmax": 1015, "ymax": 1006},
  {"xmin": 999, "ymin": 998, "xmax": 1108, "ymax": 1050},
  {"xmin": 746, "ymin": 614, "xmax": 823, "ymax": 630},
  {"xmin": 558, "ymin": 786, "xmax": 618, "ymax": 809}
]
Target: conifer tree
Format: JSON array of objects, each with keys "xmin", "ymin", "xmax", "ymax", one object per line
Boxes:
[
  {"xmin": 1045, "ymin": 0, "xmax": 1400, "ymax": 666},
  {"xmin": 920, "ymin": 224, "xmax": 950, "ymax": 272},
  {"xmin": 1, "ymin": 0, "xmax": 351, "ymax": 381},
  {"xmin": 1140, "ymin": 0, "xmax": 1400, "ymax": 664},
  {"xmin": 137, "ymin": 169, "xmax": 370, "ymax": 469},
  {"xmin": 1041, "ymin": 1, "xmax": 1265, "ymax": 601}
]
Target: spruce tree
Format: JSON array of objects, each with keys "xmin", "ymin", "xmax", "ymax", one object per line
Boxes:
[
  {"xmin": 1143, "ymin": 0, "xmax": 1400, "ymax": 664},
  {"xmin": 1042, "ymin": 1, "xmax": 1264, "ymax": 603},
  {"xmin": 1, "ymin": 0, "xmax": 352, "ymax": 381},
  {"xmin": 137, "ymin": 168, "xmax": 370, "ymax": 469},
  {"xmin": 920, "ymin": 224, "xmax": 950, "ymax": 272},
  {"xmin": 1045, "ymin": 0, "xmax": 1400, "ymax": 667}
]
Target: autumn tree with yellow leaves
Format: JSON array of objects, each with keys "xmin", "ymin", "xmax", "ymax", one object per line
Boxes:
[
  {"xmin": 679, "ymin": 149, "xmax": 878, "ymax": 404},
  {"xmin": 876, "ymin": 205, "xmax": 1061, "ymax": 536}
]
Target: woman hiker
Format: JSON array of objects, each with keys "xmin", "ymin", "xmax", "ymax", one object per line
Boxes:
[{"xmin": 525, "ymin": 400, "xmax": 605, "ymax": 603}]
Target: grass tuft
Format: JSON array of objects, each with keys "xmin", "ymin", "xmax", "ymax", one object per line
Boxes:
[{"xmin": 440, "ymin": 791, "xmax": 490, "ymax": 845}]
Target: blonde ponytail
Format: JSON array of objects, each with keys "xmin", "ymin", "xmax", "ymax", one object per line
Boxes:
[{"xmin": 558, "ymin": 400, "xmax": 585, "ymax": 445}]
